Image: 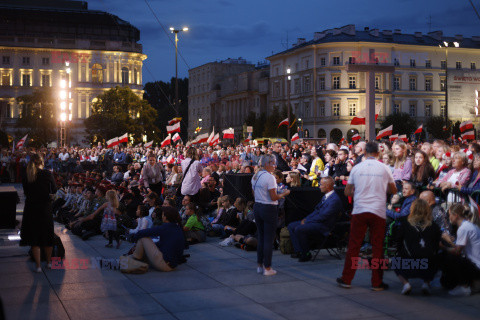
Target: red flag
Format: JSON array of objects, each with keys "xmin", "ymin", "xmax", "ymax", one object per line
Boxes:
[
  {"xmin": 161, "ymin": 135, "xmax": 171, "ymax": 148},
  {"xmin": 278, "ymin": 118, "xmax": 289, "ymax": 127},
  {"xmin": 443, "ymin": 125, "xmax": 447, "ymax": 131},
  {"xmin": 167, "ymin": 122, "xmax": 181, "ymax": 134},
  {"xmin": 291, "ymin": 133, "xmax": 300, "ymax": 142},
  {"xmin": 166, "ymin": 155, "xmax": 175, "ymax": 164},
  {"xmin": 389, "ymin": 134, "xmax": 398, "ymax": 142},
  {"xmin": 16, "ymin": 134, "xmax": 28, "ymax": 149},
  {"xmin": 223, "ymin": 128, "xmax": 234, "ymax": 139},
  {"xmin": 117, "ymin": 133, "xmax": 128, "ymax": 144},
  {"xmin": 460, "ymin": 120, "xmax": 473, "ymax": 133},
  {"xmin": 351, "ymin": 133, "xmax": 361, "ymax": 141},
  {"xmin": 196, "ymin": 133, "xmax": 209, "ymax": 144},
  {"xmin": 461, "ymin": 130, "xmax": 475, "ymax": 140},
  {"xmin": 209, "ymin": 133, "xmax": 220, "ymax": 146},
  {"xmin": 168, "ymin": 117, "xmax": 182, "ymax": 125},
  {"xmin": 376, "ymin": 125, "xmax": 393, "ymax": 140},
  {"xmin": 350, "ymin": 104, "xmax": 381, "ymax": 125},
  {"xmin": 414, "ymin": 124, "xmax": 423, "ymax": 134},
  {"xmin": 106, "ymin": 137, "xmax": 119, "ymax": 148},
  {"xmin": 398, "ymin": 134, "xmax": 408, "ymax": 142},
  {"xmin": 172, "ymin": 133, "xmax": 181, "ymax": 143},
  {"xmin": 339, "ymin": 136, "xmax": 345, "ymax": 144},
  {"xmin": 207, "ymin": 129, "xmax": 215, "ymax": 145},
  {"xmin": 144, "ymin": 141, "xmax": 153, "ymax": 149}
]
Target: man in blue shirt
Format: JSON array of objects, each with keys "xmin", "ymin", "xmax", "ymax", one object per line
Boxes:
[
  {"xmin": 288, "ymin": 176, "xmax": 343, "ymax": 262},
  {"xmin": 386, "ymin": 181, "xmax": 417, "ymax": 220}
]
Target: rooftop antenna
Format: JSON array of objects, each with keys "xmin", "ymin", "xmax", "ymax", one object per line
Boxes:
[{"xmin": 427, "ymin": 15, "xmax": 432, "ymax": 32}]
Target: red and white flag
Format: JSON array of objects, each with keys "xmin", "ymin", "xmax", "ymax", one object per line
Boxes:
[
  {"xmin": 389, "ymin": 134, "xmax": 398, "ymax": 142},
  {"xmin": 117, "ymin": 133, "xmax": 128, "ymax": 144},
  {"xmin": 168, "ymin": 117, "xmax": 182, "ymax": 125},
  {"xmin": 210, "ymin": 133, "xmax": 220, "ymax": 146},
  {"xmin": 196, "ymin": 133, "xmax": 209, "ymax": 144},
  {"xmin": 106, "ymin": 137, "xmax": 119, "ymax": 148},
  {"xmin": 278, "ymin": 118, "xmax": 289, "ymax": 127},
  {"xmin": 161, "ymin": 134, "xmax": 171, "ymax": 148},
  {"xmin": 223, "ymin": 128, "xmax": 234, "ymax": 139},
  {"xmin": 462, "ymin": 130, "xmax": 475, "ymax": 140},
  {"xmin": 443, "ymin": 125, "xmax": 447, "ymax": 131},
  {"xmin": 351, "ymin": 133, "xmax": 361, "ymax": 141},
  {"xmin": 144, "ymin": 141, "xmax": 153, "ymax": 149},
  {"xmin": 414, "ymin": 124, "xmax": 423, "ymax": 134},
  {"xmin": 166, "ymin": 154, "xmax": 175, "ymax": 164},
  {"xmin": 339, "ymin": 136, "xmax": 345, "ymax": 144},
  {"xmin": 398, "ymin": 134, "xmax": 408, "ymax": 142},
  {"xmin": 172, "ymin": 133, "xmax": 181, "ymax": 143},
  {"xmin": 460, "ymin": 120, "xmax": 473, "ymax": 133},
  {"xmin": 16, "ymin": 134, "xmax": 28, "ymax": 149},
  {"xmin": 207, "ymin": 129, "xmax": 215, "ymax": 145},
  {"xmin": 376, "ymin": 125, "xmax": 393, "ymax": 140},
  {"xmin": 167, "ymin": 122, "xmax": 181, "ymax": 134},
  {"xmin": 350, "ymin": 104, "xmax": 381, "ymax": 125},
  {"xmin": 291, "ymin": 133, "xmax": 300, "ymax": 142}
]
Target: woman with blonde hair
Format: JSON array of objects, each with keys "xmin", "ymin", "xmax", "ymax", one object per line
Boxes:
[
  {"xmin": 286, "ymin": 171, "xmax": 301, "ymax": 187},
  {"xmin": 392, "ymin": 140, "xmax": 412, "ymax": 188},
  {"xmin": 20, "ymin": 153, "xmax": 57, "ymax": 272},
  {"xmin": 97, "ymin": 189, "xmax": 121, "ymax": 248}
]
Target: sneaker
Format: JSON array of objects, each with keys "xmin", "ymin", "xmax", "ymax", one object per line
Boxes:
[
  {"xmin": 263, "ymin": 268, "xmax": 277, "ymax": 276},
  {"xmin": 401, "ymin": 283, "xmax": 412, "ymax": 295},
  {"xmin": 421, "ymin": 283, "xmax": 431, "ymax": 295},
  {"xmin": 35, "ymin": 267, "xmax": 42, "ymax": 273},
  {"xmin": 219, "ymin": 237, "xmax": 234, "ymax": 247},
  {"xmin": 448, "ymin": 286, "xmax": 471, "ymax": 296},
  {"xmin": 371, "ymin": 283, "xmax": 389, "ymax": 291},
  {"xmin": 298, "ymin": 252, "xmax": 312, "ymax": 262},
  {"xmin": 336, "ymin": 277, "xmax": 351, "ymax": 288},
  {"xmin": 256, "ymin": 266, "xmax": 264, "ymax": 274}
]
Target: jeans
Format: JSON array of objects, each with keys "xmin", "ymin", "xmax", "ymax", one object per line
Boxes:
[{"xmin": 254, "ymin": 203, "xmax": 278, "ymax": 268}]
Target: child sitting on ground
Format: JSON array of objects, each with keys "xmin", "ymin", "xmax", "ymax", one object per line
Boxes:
[
  {"xmin": 128, "ymin": 205, "xmax": 153, "ymax": 234},
  {"xmin": 183, "ymin": 203, "xmax": 206, "ymax": 244}
]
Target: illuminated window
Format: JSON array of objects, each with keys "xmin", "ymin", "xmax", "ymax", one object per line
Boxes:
[
  {"xmin": 349, "ymin": 102, "xmax": 356, "ymax": 116},
  {"xmin": 332, "ymin": 103, "xmax": 340, "ymax": 116},
  {"xmin": 22, "ymin": 74, "xmax": 31, "ymax": 86},
  {"xmin": 41, "ymin": 74, "xmax": 50, "ymax": 87},
  {"xmin": 92, "ymin": 63, "xmax": 103, "ymax": 83},
  {"xmin": 121, "ymin": 67, "xmax": 129, "ymax": 85}
]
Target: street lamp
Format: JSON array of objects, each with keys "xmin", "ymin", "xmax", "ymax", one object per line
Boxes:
[
  {"xmin": 286, "ymin": 67, "xmax": 291, "ymax": 142},
  {"xmin": 298, "ymin": 118, "xmax": 303, "ymax": 138},
  {"xmin": 59, "ymin": 61, "xmax": 72, "ymax": 147},
  {"xmin": 439, "ymin": 41, "xmax": 460, "ymax": 125},
  {"xmin": 170, "ymin": 26, "xmax": 189, "ymax": 117}
]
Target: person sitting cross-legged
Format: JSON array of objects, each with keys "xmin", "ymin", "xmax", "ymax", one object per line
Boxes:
[{"xmin": 287, "ymin": 176, "xmax": 343, "ymax": 262}]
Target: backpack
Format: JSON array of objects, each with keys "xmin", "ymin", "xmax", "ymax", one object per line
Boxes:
[{"xmin": 279, "ymin": 227, "xmax": 294, "ymax": 255}]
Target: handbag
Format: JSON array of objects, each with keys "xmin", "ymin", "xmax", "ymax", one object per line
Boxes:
[
  {"xmin": 175, "ymin": 159, "xmax": 194, "ymax": 197},
  {"xmin": 119, "ymin": 255, "xmax": 149, "ymax": 274}
]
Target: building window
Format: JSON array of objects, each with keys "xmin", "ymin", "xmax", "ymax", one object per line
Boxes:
[
  {"xmin": 304, "ymin": 76, "xmax": 311, "ymax": 92},
  {"xmin": 134, "ymin": 67, "xmax": 138, "ymax": 84},
  {"xmin": 425, "ymin": 78, "xmax": 432, "ymax": 91},
  {"xmin": 92, "ymin": 64, "xmax": 103, "ymax": 83},
  {"xmin": 294, "ymin": 78, "xmax": 300, "ymax": 94},
  {"xmin": 273, "ymin": 82, "xmax": 280, "ymax": 97},
  {"xmin": 333, "ymin": 76, "xmax": 340, "ymax": 89},
  {"xmin": 425, "ymin": 60, "xmax": 431, "ymax": 68},
  {"xmin": 409, "ymin": 104, "xmax": 416, "ymax": 117},
  {"xmin": 42, "ymin": 57, "xmax": 50, "ymax": 66},
  {"xmin": 425, "ymin": 104, "xmax": 432, "ymax": 117},
  {"xmin": 349, "ymin": 103, "xmax": 356, "ymax": 116},
  {"xmin": 440, "ymin": 104, "xmax": 446, "ymax": 117},
  {"xmin": 349, "ymin": 57, "xmax": 356, "ymax": 64},
  {"xmin": 22, "ymin": 74, "xmax": 31, "ymax": 86},
  {"xmin": 333, "ymin": 57, "xmax": 340, "ymax": 65},
  {"xmin": 304, "ymin": 59, "xmax": 309, "ymax": 69},
  {"xmin": 320, "ymin": 57, "xmax": 326, "ymax": 66},
  {"xmin": 393, "ymin": 103, "xmax": 400, "ymax": 114},
  {"xmin": 440, "ymin": 78, "xmax": 446, "ymax": 91},
  {"xmin": 349, "ymin": 76, "xmax": 356, "ymax": 89},
  {"xmin": 394, "ymin": 58, "xmax": 399, "ymax": 66},
  {"xmin": 410, "ymin": 59, "xmax": 416, "ymax": 67},
  {"xmin": 41, "ymin": 74, "xmax": 50, "ymax": 87},
  {"xmin": 121, "ymin": 67, "xmax": 129, "ymax": 85},
  {"xmin": 409, "ymin": 77, "xmax": 416, "ymax": 91},
  {"xmin": 375, "ymin": 76, "xmax": 380, "ymax": 90},
  {"xmin": 319, "ymin": 103, "xmax": 325, "ymax": 117},
  {"xmin": 2, "ymin": 72, "xmax": 10, "ymax": 86},
  {"xmin": 2, "ymin": 56, "xmax": 10, "ymax": 65},
  {"xmin": 472, "ymin": 62, "xmax": 476, "ymax": 70},
  {"xmin": 441, "ymin": 60, "xmax": 446, "ymax": 69},
  {"xmin": 304, "ymin": 101, "xmax": 310, "ymax": 117},
  {"xmin": 393, "ymin": 77, "xmax": 400, "ymax": 90},
  {"xmin": 22, "ymin": 57, "xmax": 30, "ymax": 65},
  {"xmin": 456, "ymin": 61, "xmax": 462, "ymax": 69},
  {"xmin": 318, "ymin": 77, "xmax": 325, "ymax": 90},
  {"xmin": 332, "ymin": 103, "xmax": 340, "ymax": 116}
]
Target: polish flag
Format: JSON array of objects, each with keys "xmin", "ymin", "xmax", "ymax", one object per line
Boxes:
[
  {"xmin": 414, "ymin": 124, "xmax": 423, "ymax": 134},
  {"xmin": 106, "ymin": 137, "xmax": 119, "ymax": 148},
  {"xmin": 207, "ymin": 129, "xmax": 215, "ymax": 145},
  {"xmin": 161, "ymin": 135, "xmax": 171, "ymax": 148},
  {"xmin": 16, "ymin": 134, "xmax": 28, "ymax": 149},
  {"xmin": 172, "ymin": 133, "xmax": 181, "ymax": 143},
  {"xmin": 223, "ymin": 128, "xmax": 234, "ymax": 139},
  {"xmin": 144, "ymin": 141, "xmax": 153, "ymax": 149},
  {"xmin": 166, "ymin": 154, "xmax": 175, "ymax": 164},
  {"xmin": 117, "ymin": 133, "xmax": 128, "ymax": 144},
  {"xmin": 196, "ymin": 133, "xmax": 209, "ymax": 144},
  {"xmin": 389, "ymin": 134, "xmax": 398, "ymax": 142},
  {"xmin": 291, "ymin": 133, "xmax": 300, "ymax": 142},
  {"xmin": 351, "ymin": 133, "xmax": 361, "ymax": 141},
  {"xmin": 278, "ymin": 118, "xmax": 289, "ymax": 127},
  {"xmin": 350, "ymin": 104, "xmax": 381, "ymax": 125},
  {"xmin": 460, "ymin": 120, "xmax": 473, "ymax": 133},
  {"xmin": 168, "ymin": 117, "xmax": 182, "ymax": 125},
  {"xmin": 443, "ymin": 125, "xmax": 447, "ymax": 131},
  {"xmin": 210, "ymin": 133, "xmax": 220, "ymax": 146},
  {"xmin": 167, "ymin": 122, "xmax": 181, "ymax": 134},
  {"xmin": 376, "ymin": 125, "xmax": 393, "ymax": 140},
  {"xmin": 339, "ymin": 136, "xmax": 345, "ymax": 144},
  {"xmin": 461, "ymin": 130, "xmax": 475, "ymax": 140},
  {"xmin": 398, "ymin": 134, "xmax": 408, "ymax": 142}
]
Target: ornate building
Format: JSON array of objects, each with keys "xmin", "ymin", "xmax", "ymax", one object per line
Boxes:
[{"xmin": 0, "ymin": 0, "xmax": 146, "ymax": 144}]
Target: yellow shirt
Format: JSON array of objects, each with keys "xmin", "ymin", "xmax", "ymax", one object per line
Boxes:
[{"xmin": 308, "ymin": 157, "xmax": 325, "ymax": 187}]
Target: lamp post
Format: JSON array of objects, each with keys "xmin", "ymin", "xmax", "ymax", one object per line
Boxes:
[
  {"xmin": 439, "ymin": 41, "xmax": 460, "ymax": 126},
  {"xmin": 170, "ymin": 27, "xmax": 188, "ymax": 117},
  {"xmin": 298, "ymin": 118, "xmax": 303, "ymax": 138},
  {"xmin": 59, "ymin": 61, "xmax": 72, "ymax": 147},
  {"xmin": 286, "ymin": 67, "xmax": 291, "ymax": 142},
  {"xmin": 195, "ymin": 118, "xmax": 202, "ymax": 135}
]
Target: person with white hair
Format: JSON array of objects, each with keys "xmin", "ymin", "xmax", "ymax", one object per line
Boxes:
[
  {"xmin": 326, "ymin": 143, "xmax": 338, "ymax": 152},
  {"xmin": 354, "ymin": 141, "xmax": 366, "ymax": 165}
]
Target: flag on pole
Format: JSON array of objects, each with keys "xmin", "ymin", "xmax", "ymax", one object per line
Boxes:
[
  {"xmin": 210, "ymin": 133, "xmax": 220, "ymax": 146},
  {"xmin": 117, "ymin": 133, "xmax": 128, "ymax": 144},
  {"xmin": 398, "ymin": 134, "xmax": 408, "ymax": 142},
  {"xmin": 468, "ymin": 195, "xmax": 480, "ymax": 219},
  {"xmin": 166, "ymin": 154, "xmax": 175, "ymax": 164},
  {"xmin": 207, "ymin": 128, "xmax": 215, "ymax": 145},
  {"xmin": 106, "ymin": 137, "xmax": 119, "ymax": 148},
  {"xmin": 16, "ymin": 134, "xmax": 28, "ymax": 149},
  {"xmin": 351, "ymin": 133, "xmax": 361, "ymax": 141},
  {"xmin": 161, "ymin": 134, "xmax": 171, "ymax": 148},
  {"xmin": 339, "ymin": 136, "xmax": 345, "ymax": 144},
  {"xmin": 461, "ymin": 130, "xmax": 475, "ymax": 140},
  {"xmin": 414, "ymin": 124, "xmax": 423, "ymax": 134},
  {"xmin": 168, "ymin": 117, "xmax": 182, "ymax": 125},
  {"xmin": 223, "ymin": 128, "xmax": 234, "ymax": 139},
  {"xmin": 376, "ymin": 125, "xmax": 393, "ymax": 140},
  {"xmin": 167, "ymin": 122, "xmax": 181, "ymax": 134},
  {"xmin": 278, "ymin": 118, "xmax": 289, "ymax": 127},
  {"xmin": 460, "ymin": 120, "xmax": 473, "ymax": 133},
  {"xmin": 172, "ymin": 133, "xmax": 181, "ymax": 143},
  {"xmin": 443, "ymin": 125, "xmax": 447, "ymax": 131},
  {"xmin": 291, "ymin": 133, "xmax": 300, "ymax": 142},
  {"xmin": 196, "ymin": 133, "xmax": 209, "ymax": 144},
  {"xmin": 389, "ymin": 134, "xmax": 398, "ymax": 142},
  {"xmin": 144, "ymin": 141, "xmax": 153, "ymax": 149},
  {"xmin": 350, "ymin": 104, "xmax": 381, "ymax": 125}
]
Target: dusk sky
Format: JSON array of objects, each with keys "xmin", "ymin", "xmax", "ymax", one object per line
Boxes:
[{"xmin": 90, "ymin": 0, "xmax": 480, "ymax": 84}]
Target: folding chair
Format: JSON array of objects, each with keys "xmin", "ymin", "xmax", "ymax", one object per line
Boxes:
[{"xmin": 311, "ymin": 211, "xmax": 350, "ymax": 261}]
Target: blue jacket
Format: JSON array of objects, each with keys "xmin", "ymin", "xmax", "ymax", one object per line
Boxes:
[
  {"xmin": 387, "ymin": 195, "xmax": 416, "ymax": 220},
  {"xmin": 114, "ymin": 152, "xmax": 126, "ymax": 164},
  {"xmin": 304, "ymin": 192, "xmax": 344, "ymax": 236},
  {"xmin": 461, "ymin": 170, "xmax": 480, "ymax": 195}
]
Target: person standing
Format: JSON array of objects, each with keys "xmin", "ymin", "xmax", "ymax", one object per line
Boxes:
[
  {"xmin": 251, "ymin": 154, "xmax": 290, "ymax": 276},
  {"xmin": 180, "ymin": 147, "xmax": 203, "ymax": 201},
  {"xmin": 337, "ymin": 141, "xmax": 397, "ymax": 290},
  {"xmin": 142, "ymin": 155, "xmax": 164, "ymax": 196},
  {"xmin": 20, "ymin": 153, "xmax": 57, "ymax": 272}
]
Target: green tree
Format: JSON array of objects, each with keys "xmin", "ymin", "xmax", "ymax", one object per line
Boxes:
[
  {"xmin": 425, "ymin": 116, "xmax": 453, "ymax": 140},
  {"xmin": 16, "ymin": 88, "xmax": 57, "ymax": 147},
  {"xmin": 261, "ymin": 106, "xmax": 297, "ymax": 139},
  {"xmin": 380, "ymin": 113, "xmax": 417, "ymax": 136},
  {"xmin": 85, "ymin": 86, "xmax": 159, "ymax": 144}
]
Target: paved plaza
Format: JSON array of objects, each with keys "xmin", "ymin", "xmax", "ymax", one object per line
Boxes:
[{"xmin": 0, "ymin": 185, "xmax": 479, "ymax": 320}]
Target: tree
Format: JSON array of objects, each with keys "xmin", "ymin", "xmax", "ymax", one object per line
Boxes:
[
  {"xmin": 380, "ymin": 113, "xmax": 417, "ymax": 136},
  {"xmin": 143, "ymin": 78, "xmax": 189, "ymax": 140},
  {"xmin": 261, "ymin": 106, "xmax": 297, "ymax": 139},
  {"xmin": 425, "ymin": 116, "xmax": 453, "ymax": 140},
  {"xmin": 84, "ymin": 86, "xmax": 159, "ymax": 144},
  {"xmin": 16, "ymin": 88, "xmax": 57, "ymax": 147}
]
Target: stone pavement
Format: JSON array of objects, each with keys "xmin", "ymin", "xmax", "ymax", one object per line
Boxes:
[{"xmin": 0, "ymin": 184, "xmax": 479, "ymax": 319}]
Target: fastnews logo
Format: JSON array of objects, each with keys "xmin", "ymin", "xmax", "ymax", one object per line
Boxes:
[
  {"xmin": 51, "ymin": 257, "xmax": 127, "ymax": 270},
  {"xmin": 352, "ymin": 257, "xmax": 429, "ymax": 270}
]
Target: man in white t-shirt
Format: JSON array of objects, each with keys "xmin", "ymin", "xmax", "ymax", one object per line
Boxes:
[{"xmin": 337, "ymin": 141, "xmax": 397, "ymax": 291}]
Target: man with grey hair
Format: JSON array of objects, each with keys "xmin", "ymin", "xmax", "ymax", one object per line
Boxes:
[{"xmin": 354, "ymin": 141, "xmax": 366, "ymax": 165}]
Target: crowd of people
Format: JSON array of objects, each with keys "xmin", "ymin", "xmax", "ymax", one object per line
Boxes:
[{"xmin": 8, "ymin": 136, "xmax": 480, "ymax": 296}]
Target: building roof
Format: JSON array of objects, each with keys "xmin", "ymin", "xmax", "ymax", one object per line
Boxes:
[{"xmin": 268, "ymin": 24, "xmax": 480, "ymax": 59}]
